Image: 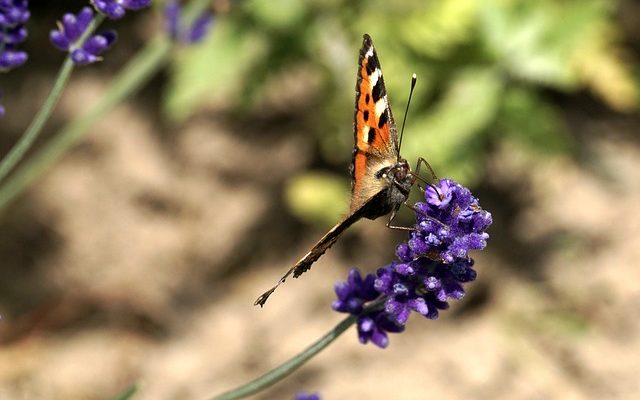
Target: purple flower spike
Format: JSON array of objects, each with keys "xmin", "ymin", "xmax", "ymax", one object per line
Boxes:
[
  {"xmin": 91, "ymin": 0, "xmax": 151, "ymax": 20},
  {"xmin": 409, "ymin": 179, "xmax": 492, "ymax": 263},
  {"xmin": 50, "ymin": 7, "xmax": 95, "ymax": 51},
  {"xmin": 0, "ymin": 0, "xmax": 30, "ymax": 72},
  {"xmin": 50, "ymin": 8, "xmax": 117, "ymax": 66},
  {"xmin": 165, "ymin": 0, "xmax": 214, "ymax": 44},
  {"xmin": 333, "ymin": 178, "xmax": 491, "ymax": 347},
  {"xmin": 187, "ymin": 13, "xmax": 214, "ymax": 43}
]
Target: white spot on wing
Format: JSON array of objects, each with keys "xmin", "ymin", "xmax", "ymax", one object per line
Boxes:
[
  {"xmin": 365, "ymin": 47, "xmax": 374, "ymax": 58},
  {"xmin": 375, "ymin": 96, "xmax": 387, "ymax": 118},
  {"xmin": 369, "ymin": 68, "xmax": 379, "ymax": 88},
  {"xmin": 363, "ymin": 125, "xmax": 371, "ymax": 143}
]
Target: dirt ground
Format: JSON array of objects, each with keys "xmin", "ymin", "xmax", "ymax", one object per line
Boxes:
[{"xmin": 2, "ymin": 44, "xmax": 640, "ymax": 400}]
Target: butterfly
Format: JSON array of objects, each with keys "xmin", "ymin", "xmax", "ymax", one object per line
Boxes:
[{"xmin": 255, "ymin": 34, "xmax": 435, "ymax": 307}]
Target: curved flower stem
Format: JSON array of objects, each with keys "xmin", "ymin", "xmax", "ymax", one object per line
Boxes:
[
  {"xmin": 0, "ymin": 14, "xmax": 105, "ymax": 184},
  {"xmin": 0, "ymin": 0, "xmax": 211, "ymax": 212},
  {"xmin": 210, "ymin": 314, "xmax": 357, "ymax": 400},
  {"xmin": 111, "ymin": 384, "xmax": 138, "ymax": 400}
]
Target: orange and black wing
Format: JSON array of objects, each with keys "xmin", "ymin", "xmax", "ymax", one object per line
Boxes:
[
  {"xmin": 351, "ymin": 33, "xmax": 400, "ymax": 212},
  {"xmin": 254, "ymin": 34, "xmax": 399, "ymax": 307}
]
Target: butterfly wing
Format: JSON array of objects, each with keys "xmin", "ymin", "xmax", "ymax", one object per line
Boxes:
[
  {"xmin": 254, "ymin": 208, "xmax": 364, "ymax": 307},
  {"xmin": 351, "ymin": 34, "xmax": 401, "ymax": 213},
  {"xmin": 254, "ymin": 34, "xmax": 408, "ymax": 307}
]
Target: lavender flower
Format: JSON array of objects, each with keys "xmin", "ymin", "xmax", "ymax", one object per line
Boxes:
[
  {"xmin": 293, "ymin": 392, "xmax": 321, "ymax": 400},
  {"xmin": 0, "ymin": 0, "xmax": 30, "ymax": 72},
  {"xmin": 405, "ymin": 178, "xmax": 492, "ymax": 263},
  {"xmin": 91, "ymin": 0, "xmax": 151, "ymax": 20},
  {"xmin": 332, "ymin": 268, "xmax": 378, "ymax": 314},
  {"xmin": 332, "ymin": 178, "xmax": 491, "ymax": 347},
  {"xmin": 374, "ymin": 257, "xmax": 477, "ymax": 324},
  {"xmin": 165, "ymin": 0, "xmax": 214, "ymax": 44},
  {"xmin": 332, "ymin": 268, "xmax": 404, "ymax": 348},
  {"xmin": 50, "ymin": 7, "xmax": 117, "ymax": 66}
]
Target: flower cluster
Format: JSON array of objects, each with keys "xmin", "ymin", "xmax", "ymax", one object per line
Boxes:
[
  {"xmin": 332, "ymin": 178, "xmax": 492, "ymax": 348},
  {"xmin": 165, "ymin": 0, "xmax": 214, "ymax": 44},
  {"xmin": 50, "ymin": 7, "xmax": 117, "ymax": 66},
  {"xmin": 91, "ymin": 0, "xmax": 151, "ymax": 20},
  {"xmin": 0, "ymin": 0, "xmax": 30, "ymax": 72}
]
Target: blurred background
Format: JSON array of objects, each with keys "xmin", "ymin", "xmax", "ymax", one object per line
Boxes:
[{"xmin": 1, "ymin": 0, "xmax": 640, "ymax": 399}]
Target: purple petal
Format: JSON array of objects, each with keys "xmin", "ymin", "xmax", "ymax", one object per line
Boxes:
[
  {"xmin": 93, "ymin": 1, "xmax": 126, "ymax": 20},
  {"xmin": 82, "ymin": 30, "xmax": 117, "ymax": 55},
  {"xmin": 187, "ymin": 12, "xmax": 214, "ymax": 43},
  {"xmin": 70, "ymin": 48, "xmax": 98, "ymax": 65},
  {"xmin": 409, "ymin": 297, "xmax": 429, "ymax": 316},
  {"xmin": 75, "ymin": 7, "xmax": 95, "ymax": 35},
  {"xmin": 164, "ymin": 0, "xmax": 180, "ymax": 39},
  {"xmin": 0, "ymin": 50, "xmax": 28, "ymax": 71},
  {"xmin": 370, "ymin": 328, "xmax": 389, "ymax": 348},
  {"xmin": 50, "ymin": 30, "xmax": 70, "ymax": 50},
  {"xmin": 61, "ymin": 12, "xmax": 82, "ymax": 41},
  {"xmin": 122, "ymin": 0, "xmax": 152, "ymax": 10}
]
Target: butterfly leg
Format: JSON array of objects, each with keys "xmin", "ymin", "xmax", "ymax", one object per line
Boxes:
[
  {"xmin": 402, "ymin": 201, "xmax": 447, "ymax": 228},
  {"xmin": 415, "ymin": 157, "xmax": 438, "ymax": 181},
  {"xmin": 385, "ymin": 207, "xmax": 415, "ymax": 231},
  {"xmin": 412, "ymin": 157, "xmax": 446, "ymax": 200}
]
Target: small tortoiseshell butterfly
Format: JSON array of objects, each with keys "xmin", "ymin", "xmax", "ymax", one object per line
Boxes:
[{"xmin": 255, "ymin": 34, "xmax": 434, "ymax": 307}]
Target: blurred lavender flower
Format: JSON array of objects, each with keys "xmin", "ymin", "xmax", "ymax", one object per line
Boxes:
[
  {"xmin": 91, "ymin": 0, "xmax": 151, "ymax": 20},
  {"xmin": 165, "ymin": 0, "xmax": 214, "ymax": 44},
  {"xmin": 333, "ymin": 178, "xmax": 491, "ymax": 347},
  {"xmin": 50, "ymin": 7, "xmax": 117, "ymax": 66},
  {"xmin": 293, "ymin": 392, "xmax": 321, "ymax": 400},
  {"xmin": 0, "ymin": 0, "xmax": 30, "ymax": 72}
]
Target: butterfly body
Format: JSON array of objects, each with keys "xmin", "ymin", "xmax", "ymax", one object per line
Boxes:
[{"xmin": 255, "ymin": 34, "xmax": 418, "ymax": 307}]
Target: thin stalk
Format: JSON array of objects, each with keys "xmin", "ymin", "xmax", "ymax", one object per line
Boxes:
[
  {"xmin": 0, "ymin": 14, "xmax": 105, "ymax": 183},
  {"xmin": 0, "ymin": 35, "xmax": 171, "ymax": 211},
  {"xmin": 0, "ymin": 0, "xmax": 211, "ymax": 212},
  {"xmin": 111, "ymin": 384, "xmax": 138, "ymax": 400},
  {"xmin": 210, "ymin": 314, "xmax": 357, "ymax": 400}
]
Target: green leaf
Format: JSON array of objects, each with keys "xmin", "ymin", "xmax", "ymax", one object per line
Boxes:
[
  {"xmin": 243, "ymin": 0, "xmax": 306, "ymax": 30},
  {"xmin": 164, "ymin": 20, "xmax": 266, "ymax": 121},
  {"xmin": 402, "ymin": 67, "xmax": 503, "ymax": 184},
  {"xmin": 399, "ymin": 0, "xmax": 478, "ymax": 59},
  {"xmin": 111, "ymin": 384, "xmax": 138, "ymax": 400},
  {"xmin": 498, "ymin": 87, "xmax": 571, "ymax": 154}
]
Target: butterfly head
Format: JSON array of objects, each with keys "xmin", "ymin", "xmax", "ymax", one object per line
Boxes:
[{"xmin": 376, "ymin": 158, "xmax": 414, "ymax": 196}]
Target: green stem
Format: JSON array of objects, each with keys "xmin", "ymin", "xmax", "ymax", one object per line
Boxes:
[
  {"xmin": 0, "ymin": 0, "xmax": 211, "ymax": 212},
  {"xmin": 0, "ymin": 35, "xmax": 171, "ymax": 211},
  {"xmin": 111, "ymin": 384, "xmax": 138, "ymax": 400},
  {"xmin": 0, "ymin": 14, "xmax": 104, "ymax": 184},
  {"xmin": 210, "ymin": 314, "xmax": 357, "ymax": 400}
]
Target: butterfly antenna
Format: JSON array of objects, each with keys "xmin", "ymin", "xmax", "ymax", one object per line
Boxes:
[{"xmin": 397, "ymin": 73, "xmax": 417, "ymax": 159}]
